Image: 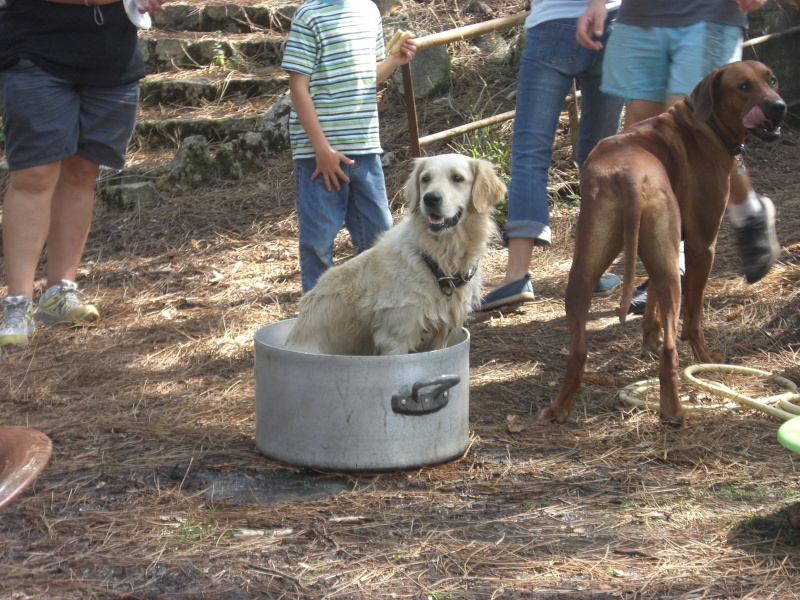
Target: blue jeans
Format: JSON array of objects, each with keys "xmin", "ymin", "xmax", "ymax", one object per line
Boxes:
[
  {"xmin": 294, "ymin": 153, "xmax": 393, "ymax": 292},
  {"xmin": 506, "ymin": 18, "xmax": 623, "ymax": 245}
]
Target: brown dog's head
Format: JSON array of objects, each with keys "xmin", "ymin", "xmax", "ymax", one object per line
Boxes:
[
  {"xmin": 405, "ymin": 154, "xmax": 507, "ymax": 235},
  {"xmin": 690, "ymin": 60, "xmax": 786, "ymax": 143}
]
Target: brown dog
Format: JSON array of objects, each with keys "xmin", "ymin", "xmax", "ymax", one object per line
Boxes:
[{"xmin": 540, "ymin": 60, "xmax": 786, "ymax": 426}]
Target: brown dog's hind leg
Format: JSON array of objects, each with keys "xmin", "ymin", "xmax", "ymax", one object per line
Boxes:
[
  {"xmin": 542, "ymin": 167, "xmax": 623, "ymax": 424},
  {"xmin": 539, "ymin": 284, "xmax": 591, "ymax": 424},
  {"xmin": 640, "ymin": 293, "xmax": 663, "ymax": 359},
  {"xmin": 651, "ymin": 275, "xmax": 684, "ymax": 425},
  {"xmin": 540, "ymin": 248, "xmax": 617, "ymax": 423}
]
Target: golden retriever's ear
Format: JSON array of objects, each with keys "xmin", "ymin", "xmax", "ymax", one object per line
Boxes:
[
  {"xmin": 471, "ymin": 159, "xmax": 507, "ymax": 213},
  {"xmin": 404, "ymin": 158, "xmax": 425, "ymax": 212},
  {"xmin": 691, "ymin": 66, "xmax": 723, "ymax": 123}
]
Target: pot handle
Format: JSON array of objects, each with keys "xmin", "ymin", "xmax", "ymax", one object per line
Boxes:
[{"xmin": 391, "ymin": 374, "xmax": 460, "ymax": 415}]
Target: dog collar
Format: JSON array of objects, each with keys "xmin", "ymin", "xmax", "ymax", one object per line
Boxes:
[
  {"xmin": 420, "ymin": 252, "xmax": 478, "ymax": 297},
  {"xmin": 684, "ymin": 94, "xmax": 745, "ymax": 157},
  {"xmin": 706, "ymin": 118, "xmax": 745, "ymax": 156}
]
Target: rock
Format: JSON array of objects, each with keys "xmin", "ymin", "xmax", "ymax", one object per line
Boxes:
[
  {"xmin": 381, "ymin": 151, "xmax": 398, "ymax": 167},
  {"xmin": 258, "ymin": 93, "xmax": 292, "ymax": 152},
  {"xmin": 169, "ymin": 135, "xmax": 215, "ymax": 187},
  {"xmin": 392, "ymin": 43, "xmax": 451, "ymax": 99},
  {"xmin": 788, "ymin": 501, "xmax": 800, "ymax": 529},
  {"xmin": 101, "ymin": 182, "xmax": 158, "ymax": 212},
  {"xmin": 476, "ymin": 32, "xmax": 517, "ymax": 66},
  {"xmin": 214, "ymin": 132, "xmax": 271, "ymax": 180}
]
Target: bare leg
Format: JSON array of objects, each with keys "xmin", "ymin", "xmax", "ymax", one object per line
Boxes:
[
  {"xmin": 44, "ymin": 155, "xmax": 100, "ymax": 288},
  {"xmin": 498, "ymin": 237, "xmax": 535, "ymax": 286},
  {"xmin": 728, "ymin": 165, "xmax": 749, "ymax": 206},
  {"xmin": 622, "ymin": 94, "xmax": 684, "ymax": 131},
  {"xmin": 2, "ymin": 162, "xmax": 61, "ymax": 299}
]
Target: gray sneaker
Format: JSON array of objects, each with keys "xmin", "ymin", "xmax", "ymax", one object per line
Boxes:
[
  {"xmin": 34, "ymin": 280, "xmax": 100, "ymax": 325},
  {"xmin": 0, "ymin": 295, "xmax": 35, "ymax": 348},
  {"xmin": 735, "ymin": 195, "xmax": 780, "ymax": 284}
]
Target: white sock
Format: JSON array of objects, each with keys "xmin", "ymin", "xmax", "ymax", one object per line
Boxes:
[{"xmin": 727, "ymin": 190, "xmax": 762, "ymax": 228}]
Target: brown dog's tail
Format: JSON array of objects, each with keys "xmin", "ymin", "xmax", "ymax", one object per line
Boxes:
[{"xmin": 618, "ymin": 174, "xmax": 642, "ymax": 324}]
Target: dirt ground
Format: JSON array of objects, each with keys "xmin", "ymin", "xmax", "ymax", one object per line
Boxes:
[{"xmin": 2, "ymin": 2, "xmax": 800, "ymax": 598}]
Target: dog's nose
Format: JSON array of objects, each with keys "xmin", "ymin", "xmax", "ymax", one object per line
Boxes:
[
  {"xmin": 423, "ymin": 191, "xmax": 442, "ymax": 207},
  {"xmin": 766, "ymin": 99, "xmax": 787, "ymax": 125}
]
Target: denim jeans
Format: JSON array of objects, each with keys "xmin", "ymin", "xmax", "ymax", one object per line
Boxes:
[
  {"xmin": 294, "ymin": 153, "xmax": 393, "ymax": 292},
  {"xmin": 506, "ymin": 17, "xmax": 623, "ymax": 245}
]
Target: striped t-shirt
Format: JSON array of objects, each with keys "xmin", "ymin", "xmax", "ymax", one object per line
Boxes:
[{"xmin": 281, "ymin": 0, "xmax": 385, "ymax": 160}]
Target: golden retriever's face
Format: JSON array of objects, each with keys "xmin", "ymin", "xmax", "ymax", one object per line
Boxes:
[{"xmin": 406, "ymin": 154, "xmax": 505, "ymax": 235}]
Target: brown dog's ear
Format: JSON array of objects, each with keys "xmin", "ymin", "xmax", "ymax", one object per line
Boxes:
[
  {"xmin": 471, "ymin": 159, "xmax": 507, "ymax": 213},
  {"xmin": 404, "ymin": 157, "xmax": 425, "ymax": 212},
  {"xmin": 691, "ymin": 66, "xmax": 724, "ymax": 122}
]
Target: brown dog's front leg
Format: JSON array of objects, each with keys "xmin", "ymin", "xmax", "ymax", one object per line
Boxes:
[
  {"xmin": 681, "ymin": 253, "xmax": 724, "ymax": 364},
  {"xmin": 540, "ymin": 350, "xmax": 586, "ymax": 423}
]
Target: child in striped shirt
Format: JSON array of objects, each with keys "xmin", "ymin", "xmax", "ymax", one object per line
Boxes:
[{"xmin": 282, "ymin": 0, "xmax": 416, "ymax": 293}]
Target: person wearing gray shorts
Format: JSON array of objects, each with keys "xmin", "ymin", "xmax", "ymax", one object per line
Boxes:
[{"xmin": 0, "ymin": 0, "xmax": 172, "ymax": 348}]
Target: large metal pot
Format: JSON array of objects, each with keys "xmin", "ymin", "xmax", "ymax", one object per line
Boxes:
[{"xmin": 254, "ymin": 319, "xmax": 470, "ymax": 471}]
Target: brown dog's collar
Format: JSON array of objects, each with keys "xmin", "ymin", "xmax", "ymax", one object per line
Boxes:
[
  {"xmin": 684, "ymin": 94, "xmax": 745, "ymax": 157},
  {"xmin": 420, "ymin": 252, "xmax": 477, "ymax": 297}
]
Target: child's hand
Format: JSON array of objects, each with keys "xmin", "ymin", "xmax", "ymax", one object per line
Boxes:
[
  {"xmin": 311, "ymin": 147, "xmax": 354, "ymax": 191},
  {"xmin": 390, "ymin": 38, "xmax": 417, "ymax": 66},
  {"xmin": 395, "ymin": 38, "xmax": 417, "ymax": 65},
  {"xmin": 377, "ymin": 37, "xmax": 416, "ymax": 83}
]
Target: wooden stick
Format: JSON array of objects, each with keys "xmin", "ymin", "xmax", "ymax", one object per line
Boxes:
[{"xmin": 413, "ymin": 11, "xmax": 530, "ymax": 52}]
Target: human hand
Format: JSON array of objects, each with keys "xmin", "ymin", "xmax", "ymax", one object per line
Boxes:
[
  {"xmin": 735, "ymin": 0, "xmax": 768, "ymax": 12},
  {"xmin": 393, "ymin": 38, "xmax": 417, "ymax": 65},
  {"xmin": 311, "ymin": 148, "xmax": 354, "ymax": 192},
  {"xmin": 385, "ymin": 37, "xmax": 417, "ymax": 67},
  {"xmin": 376, "ymin": 35, "xmax": 416, "ymax": 83},
  {"xmin": 576, "ymin": 0, "xmax": 609, "ymax": 50}
]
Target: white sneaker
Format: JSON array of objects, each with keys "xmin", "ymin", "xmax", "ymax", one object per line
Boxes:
[
  {"xmin": 734, "ymin": 195, "xmax": 780, "ymax": 284},
  {"xmin": 34, "ymin": 280, "xmax": 100, "ymax": 325},
  {"xmin": 0, "ymin": 295, "xmax": 35, "ymax": 348}
]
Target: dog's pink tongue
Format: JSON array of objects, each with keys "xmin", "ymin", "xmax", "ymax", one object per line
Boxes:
[{"xmin": 743, "ymin": 105, "xmax": 766, "ymax": 129}]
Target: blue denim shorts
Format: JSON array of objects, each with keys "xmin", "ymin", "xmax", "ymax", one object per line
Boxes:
[
  {"xmin": 0, "ymin": 58, "xmax": 139, "ymax": 170},
  {"xmin": 602, "ymin": 21, "xmax": 744, "ymax": 102}
]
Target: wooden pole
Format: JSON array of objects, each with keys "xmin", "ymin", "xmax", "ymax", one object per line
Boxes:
[
  {"xmin": 418, "ymin": 110, "xmax": 516, "ymax": 147},
  {"xmin": 401, "ymin": 63, "xmax": 421, "ymax": 157},
  {"xmin": 412, "ymin": 11, "xmax": 530, "ymax": 51}
]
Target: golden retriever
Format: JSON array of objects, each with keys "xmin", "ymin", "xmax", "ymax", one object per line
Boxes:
[{"xmin": 285, "ymin": 154, "xmax": 506, "ymax": 355}]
